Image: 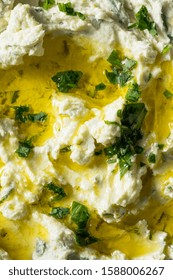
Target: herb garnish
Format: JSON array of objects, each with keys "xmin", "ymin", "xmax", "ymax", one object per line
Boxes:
[
  {"xmin": 13, "ymin": 105, "xmax": 30, "ymax": 123},
  {"xmin": 58, "ymin": 2, "xmax": 86, "ymax": 20},
  {"xmin": 28, "ymin": 112, "xmax": 48, "ymax": 122},
  {"xmin": 148, "ymin": 153, "xmax": 156, "ymax": 163},
  {"xmin": 163, "ymin": 89, "xmax": 173, "ymax": 99},
  {"xmin": 128, "ymin": 5, "xmax": 157, "ymax": 36},
  {"xmin": 162, "ymin": 44, "xmax": 171, "ymax": 55},
  {"xmin": 12, "ymin": 106, "xmax": 48, "ymax": 123},
  {"xmin": 106, "ymin": 50, "xmax": 137, "ymax": 87},
  {"xmin": 46, "ymin": 182, "xmax": 67, "ymax": 201},
  {"xmin": 41, "ymin": 0, "xmax": 55, "ymax": 10},
  {"xmin": 50, "ymin": 207, "xmax": 70, "ymax": 219},
  {"xmin": 125, "ymin": 82, "xmax": 141, "ymax": 102},
  {"xmin": 71, "ymin": 201, "xmax": 98, "ymax": 247},
  {"xmin": 95, "ymin": 83, "xmax": 106, "ymax": 91},
  {"xmin": 104, "ymin": 103, "xmax": 147, "ymax": 178},
  {"xmin": 11, "ymin": 90, "xmax": 19, "ymax": 104},
  {"xmin": 52, "ymin": 70, "xmax": 83, "ymax": 93},
  {"xmin": 16, "ymin": 139, "xmax": 34, "ymax": 158}
]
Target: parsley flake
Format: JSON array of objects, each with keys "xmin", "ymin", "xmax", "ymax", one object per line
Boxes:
[
  {"xmin": 148, "ymin": 153, "xmax": 156, "ymax": 163},
  {"xmin": 106, "ymin": 50, "xmax": 137, "ymax": 87},
  {"xmin": 41, "ymin": 0, "xmax": 55, "ymax": 10},
  {"xmin": 50, "ymin": 207, "xmax": 70, "ymax": 219},
  {"xmin": 13, "ymin": 105, "xmax": 29, "ymax": 123},
  {"xmin": 46, "ymin": 182, "xmax": 67, "ymax": 200},
  {"xmin": 16, "ymin": 139, "xmax": 33, "ymax": 158},
  {"xmin": 125, "ymin": 83, "xmax": 141, "ymax": 102},
  {"xmin": 128, "ymin": 5, "xmax": 157, "ymax": 36},
  {"xmin": 52, "ymin": 70, "xmax": 83, "ymax": 93},
  {"xmin": 58, "ymin": 2, "xmax": 86, "ymax": 20},
  {"xmin": 95, "ymin": 83, "xmax": 106, "ymax": 91},
  {"xmin": 28, "ymin": 112, "xmax": 48, "ymax": 122},
  {"xmin": 163, "ymin": 89, "xmax": 173, "ymax": 99}
]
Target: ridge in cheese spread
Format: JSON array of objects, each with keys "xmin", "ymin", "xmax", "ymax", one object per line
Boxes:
[{"xmin": 1, "ymin": 0, "xmax": 173, "ymax": 260}]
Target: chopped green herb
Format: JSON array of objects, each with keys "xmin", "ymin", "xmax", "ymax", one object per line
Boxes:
[
  {"xmin": 50, "ymin": 207, "xmax": 70, "ymax": 219},
  {"xmin": 107, "ymin": 50, "xmax": 122, "ymax": 69},
  {"xmin": 158, "ymin": 144, "xmax": 164, "ymax": 150},
  {"xmin": 71, "ymin": 201, "xmax": 90, "ymax": 228},
  {"xmin": 52, "ymin": 70, "xmax": 83, "ymax": 93},
  {"xmin": 105, "ymin": 70, "xmax": 119, "ymax": 85},
  {"xmin": 125, "ymin": 83, "xmax": 141, "ymax": 102},
  {"xmin": 162, "ymin": 44, "xmax": 171, "ymax": 55},
  {"xmin": 13, "ymin": 105, "xmax": 30, "ymax": 123},
  {"xmin": 148, "ymin": 73, "xmax": 152, "ymax": 81},
  {"xmin": 148, "ymin": 153, "xmax": 156, "ymax": 163},
  {"xmin": 104, "ymin": 103, "xmax": 147, "ymax": 178},
  {"xmin": 106, "ymin": 50, "xmax": 137, "ymax": 87},
  {"xmin": 134, "ymin": 146, "xmax": 144, "ymax": 154},
  {"xmin": 28, "ymin": 112, "xmax": 48, "ymax": 122},
  {"xmin": 11, "ymin": 90, "xmax": 19, "ymax": 104},
  {"xmin": 104, "ymin": 120, "xmax": 120, "ymax": 125},
  {"xmin": 95, "ymin": 83, "xmax": 106, "ymax": 91},
  {"xmin": 75, "ymin": 228, "xmax": 98, "ymax": 247},
  {"xmin": 121, "ymin": 103, "xmax": 147, "ymax": 130},
  {"xmin": 16, "ymin": 139, "xmax": 33, "ymax": 158},
  {"xmin": 117, "ymin": 109, "xmax": 122, "ymax": 118},
  {"xmin": 118, "ymin": 71, "xmax": 132, "ymax": 87},
  {"xmin": 107, "ymin": 158, "xmax": 117, "ymax": 164},
  {"xmin": 163, "ymin": 89, "xmax": 173, "ymax": 99},
  {"xmin": 41, "ymin": 0, "xmax": 55, "ymax": 10},
  {"xmin": 128, "ymin": 5, "xmax": 157, "ymax": 36},
  {"xmin": 58, "ymin": 2, "xmax": 86, "ymax": 20},
  {"xmin": 60, "ymin": 146, "xmax": 71, "ymax": 153},
  {"xmin": 123, "ymin": 58, "xmax": 137, "ymax": 71},
  {"xmin": 46, "ymin": 182, "xmax": 66, "ymax": 200}
]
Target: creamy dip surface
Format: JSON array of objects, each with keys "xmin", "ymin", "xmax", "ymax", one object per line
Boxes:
[{"xmin": 1, "ymin": 0, "xmax": 173, "ymax": 260}]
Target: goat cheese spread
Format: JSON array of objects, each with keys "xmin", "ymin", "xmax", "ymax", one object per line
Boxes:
[{"xmin": 0, "ymin": 0, "xmax": 173, "ymax": 260}]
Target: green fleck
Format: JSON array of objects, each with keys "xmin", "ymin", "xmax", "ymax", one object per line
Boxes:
[
  {"xmin": 46, "ymin": 182, "xmax": 66, "ymax": 200},
  {"xmin": 162, "ymin": 44, "xmax": 171, "ymax": 55},
  {"xmin": 95, "ymin": 83, "xmax": 106, "ymax": 91},
  {"xmin": 128, "ymin": 5, "xmax": 157, "ymax": 36},
  {"xmin": 158, "ymin": 144, "xmax": 164, "ymax": 150},
  {"xmin": 117, "ymin": 109, "xmax": 122, "ymax": 118},
  {"xmin": 71, "ymin": 201, "xmax": 90, "ymax": 228},
  {"xmin": 134, "ymin": 146, "xmax": 144, "ymax": 154},
  {"xmin": 104, "ymin": 120, "xmax": 120, "ymax": 125},
  {"xmin": 16, "ymin": 139, "xmax": 33, "ymax": 158},
  {"xmin": 121, "ymin": 103, "xmax": 147, "ymax": 130},
  {"xmin": 60, "ymin": 145, "xmax": 71, "ymax": 153},
  {"xmin": 148, "ymin": 153, "xmax": 156, "ymax": 163},
  {"xmin": 123, "ymin": 58, "xmax": 137, "ymax": 71},
  {"xmin": 105, "ymin": 70, "xmax": 119, "ymax": 85},
  {"xmin": 125, "ymin": 83, "xmax": 141, "ymax": 102},
  {"xmin": 58, "ymin": 2, "xmax": 86, "ymax": 20},
  {"xmin": 52, "ymin": 70, "xmax": 83, "ymax": 93},
  {"xmin": 11, "ymin": 90, "xmax": 19, "ymax": 104},
  {"xmin": 75, "ymin": 228, "xmax": 98, "ymax": 247},
  {"xmin": 50, "ymin": 207, "xmax": 70, "ymax": 219},
  {"xmin": 107, "ymin": 50, "xmax": 122, "ymax": 69},
  {"xmin": 106, "ymin": 51, "xmax": 137, "ymax": 87},
  {"xmin": 104, "ymin": 102, "xmax": 147, "ymax": 178},
  {"xmin": 41, "ymin": 0, "xmax": 55, "ymax": 10},
  {"xmin": 13, "ymin": 105, "xmax": 30, "ymax": 123},
  {"xmin": 163, "ymin": 89, "xmax": 173, "ymax": 99},
  {"xmin": 118, "ymin": 71, "xmax": 132, "ymax": 87},
  {"xmin": 28, "ymin": 112, "xmax": 48, "ymax": 122},
  {"xmin": 107, "ymin": 158, "xmax": 117, "ymax": 164},
  {"xmin": 119, "ymin": 152, "xmax": 132, "ymax": 178}
]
